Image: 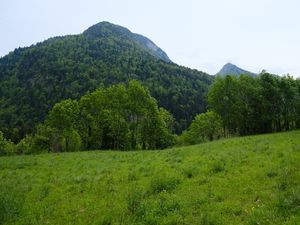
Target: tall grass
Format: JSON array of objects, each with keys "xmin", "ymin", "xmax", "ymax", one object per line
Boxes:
[{"xmin": 0, "ymin": 130, "xmax": 299, "ymax": 224}]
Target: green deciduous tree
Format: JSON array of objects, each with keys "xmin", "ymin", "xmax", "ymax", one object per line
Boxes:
[
  {"xmin": 208, "ymin": 76, "xmax": 241, "ymax": 136},
  {"xmin": 180, "ymin": 111, "xmax": 223, "ymax": 145},
  {"xmin": 45, "ymin": 99, "xmax": 81, "ymax": 152},
  {"xmin": 208, "ymin": 73, "xmax": 300, "ymax": 136},
  {"xmin": 35, "ymin": 80, "xmax": 175, "ymax": 152}
]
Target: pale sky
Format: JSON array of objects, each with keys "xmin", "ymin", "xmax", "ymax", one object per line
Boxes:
[{"xmin": 1, "ymin": 0, "xmax": 300, "ymax": 76}]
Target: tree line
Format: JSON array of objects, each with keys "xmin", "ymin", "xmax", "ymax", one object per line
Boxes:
[
  {"xmin": 0, "ymin": 81, "xmax": 175, "ymax": 155},
  {"xmin": 180, "ymin": 72, "xmax": 300, "ymax": 145},
  {"xmin": 1, "ymin": 73, "xmax": 299, "ymax": 155},
  {"xmin": 208, "ymin": 73, "xmax": 300, "ymax": 136}
]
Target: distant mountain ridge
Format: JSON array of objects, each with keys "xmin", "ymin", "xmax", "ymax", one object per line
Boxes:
[{"xmin": 216, "ymin": 63, "xmax": 257, "ymax": 77}]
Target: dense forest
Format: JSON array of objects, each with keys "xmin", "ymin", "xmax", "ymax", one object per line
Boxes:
[
  {"xmin": 0, "ymin": 81, "xmax": 175, "ymax": 155},
  {"xmin": 45, "ymin": 80, "xmax": 175, "ymax": 152},
  {"xmin": 180, "ymin": 73, "xmax": 300, "ymax": 145},
  {"xmin": 0, "ymin": 80, "xmax": 175, "ymax": 155},
  {"xmin": 0, "ymin": 22, "xmax": 212, "ymax": 143},
  {"xmin": 1, "ymin": 22, "xmax": 300, "ymax": 155},
  {"xmin": 1, "ymin": 72, "xmax": 299, "ymax": 155},
  {"xmin": 209, "ymin": 73, "xmax": 300, "ymax": 135}
]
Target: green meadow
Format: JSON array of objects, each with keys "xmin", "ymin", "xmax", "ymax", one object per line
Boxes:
[{"xmin": 1, "ymin": 130, "xmax": 300, "ymax": 225}]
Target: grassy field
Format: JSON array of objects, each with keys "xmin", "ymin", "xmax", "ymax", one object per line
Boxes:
[{"xmin": 0, "ymin": 131, "xmax": 300, "ymax": 225}]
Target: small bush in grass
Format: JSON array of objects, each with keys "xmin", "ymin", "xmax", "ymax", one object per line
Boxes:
[
  {"xmin": 200, "ymin": 212, "xmax": 222, "ymax": 225},
  {"xmin": 150, "ymin": 173, "xmax": 181, "ymax": 194},
  {"xmin": 157, "ymin": 191, "xmax": 182, "ymax": 215},
  {"xmin": 276, "ymin": 167, "xmax": 300, "ymax": 216},
  {"xmin": 127, "ymin": 186, "xmax": 145, "ymax": 214},
  {"xmin": 98, "ymin": 214, "xmax": 113, "ymax": 225},
  {"xmin": 128, "ymin": 169, "xmax": 139, "ymax": 181},
  {"xmin": 0, "ymin": 185, "xmax": 24, "ymax": 224},
  {"xmin": 266, "ymin": 169, "xmax": 278, "ymax": 178},
  {"xmin": 161, "ymin": 212, "xmax": 184, "ymax": 225},
  {"xmin": 134, "ymin": 192, "xmax": 183, "ymax": 224},
  {"xmin": 211, "ymin": 161, "xmax": 225, "ymax": 173},
  {"xmin": 182, "ymin": 165, "xmax": 198, "ymax": 178},
  {"xmin": 277, "ymin": 188, "xmax": 300, "ymax": 216}
]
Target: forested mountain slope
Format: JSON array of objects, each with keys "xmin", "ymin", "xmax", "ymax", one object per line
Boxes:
[{"xmin": 0, "ymin": 22, "xmax": 213, "ymax": 141}]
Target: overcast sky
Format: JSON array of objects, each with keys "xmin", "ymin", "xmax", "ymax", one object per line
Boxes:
[{"xmin": 1, "ymin": 0, "xmax": 300, "ymax": 76}]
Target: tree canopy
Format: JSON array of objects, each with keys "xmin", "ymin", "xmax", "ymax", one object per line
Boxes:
[
  {"xmin": 208, "ymin": 73, "xmax": 300, "ymax": 136},
  {"xmin": 179, "ymin": 111, "xmax": 223, "ymax": 145},
  {"xmin": 32, "ymin": 80, "xmax": 175, "ymax": 152}
]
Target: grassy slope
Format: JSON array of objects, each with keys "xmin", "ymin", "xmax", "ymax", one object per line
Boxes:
[{"xmin": 0, "ymin": 131, "xmax": 300, "ymax": 225}]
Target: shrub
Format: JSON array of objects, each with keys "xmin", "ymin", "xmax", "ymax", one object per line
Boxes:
[
  {"xmin": 277, "ymin": 191, "xmax": 300, "ymax": 216},
  {"xmin": 127, "ymin": 186, "xmax": 145, "ymax": 214},
  {"xmin": 0, "ymin": 131, "xmax": 15, "ymax": 156},
  {"xmin": 182, "ymin": 165, "xmax": 198, "ymax": 179},
  {"xmin": 150, "ymin": 173, "xmax": 181, "ymax": 194},
  {"xmin": 14, "ymin": 135, "xmax": 33, "ymax": 155},
  {"xmin": 0, "ymin": 184, "xmax": 25, "ymax": 224},
  {"xmin": 31, "ymin": 134, "xmax": 50, "ymax": 153},
  {"xmin": 211, "ymin": 161, "xmax": 225, "ymax": 173},
  {"xmin": 180, "ymin": 111, "xmax": 223, "ymax": 145}
]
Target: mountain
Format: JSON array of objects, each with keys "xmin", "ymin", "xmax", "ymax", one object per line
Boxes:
[
  {"xmin": 83, "ymin": 21, "xmax": 171, "ymax": 63},
  {"xmin": 0, "ymin": 21, "xmax": 213, "ymax": 141},
  {"xmin": 216, "ymin": 63, "xmax": 257, "ymax": 77}
]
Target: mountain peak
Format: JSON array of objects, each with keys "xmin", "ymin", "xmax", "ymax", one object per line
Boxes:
[
  {"xmin": 216, "ymin": 63, "xmax": 256, "ymax": 77},
  {"xmin": 83, "ymin": 21, "xmax": 131, "ymax": 37},
  {"xmin": 224, "ymin": 62, "xmax": 235, "ymax": 67},
  {"xmin": 83, "ymin": 21, "xmax": 171, "ymax": 63}
]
